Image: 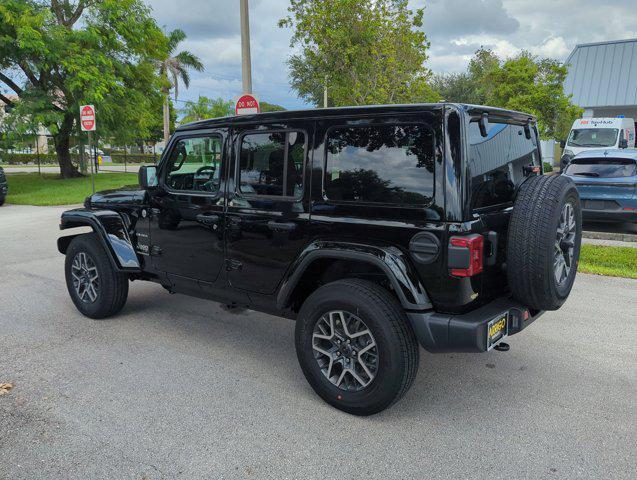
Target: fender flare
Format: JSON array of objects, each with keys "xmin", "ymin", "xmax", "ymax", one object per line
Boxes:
[
  {"xmin": 58, "ymin": 209, "xmax": 141, "ymax": 272},
  {"xmin": 276, "ymin": 241, "xmax": 432, "ymax": 311}
]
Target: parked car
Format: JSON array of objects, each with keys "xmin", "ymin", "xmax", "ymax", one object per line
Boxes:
[
  {"xmin": 562, "ymin": 149, "xmax": 637, "ymax": 223},
  {"xmin": 57, "ymin": 104, "xmax": 582, "ymax": 415},
  {"xmin": 0, "ymin": 166, "xmax": 7, "ymax": 206}
]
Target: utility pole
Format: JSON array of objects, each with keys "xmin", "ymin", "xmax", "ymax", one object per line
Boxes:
[
  {"xmin": 240, "ymin": 0, "xmax": 253, "ymax": 94},
  {"xmin": 324, "ymin": 76, "xmax": 328, "ymax": 108}
]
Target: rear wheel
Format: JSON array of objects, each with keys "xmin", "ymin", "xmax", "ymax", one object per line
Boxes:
[
  {"xmin": 295, "ymin": 279, "xmax": 419, "ymax": 416},
  {"xmin": 507, "ymin": 175, "xmax": 582, "ymax": 311},
  {"xmin": 65, "ymin": 233, "xmax": 129, "ymax": 319}
]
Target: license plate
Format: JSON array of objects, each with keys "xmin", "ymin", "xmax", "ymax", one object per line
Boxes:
[{"xmin": 487, "ymin": 314, "xmax": 508, "ymax": 350}]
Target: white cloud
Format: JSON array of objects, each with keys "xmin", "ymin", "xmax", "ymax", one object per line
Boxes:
[{"xmin": 144, "ymin": 0, "xmax": 637, "ymax": 106}]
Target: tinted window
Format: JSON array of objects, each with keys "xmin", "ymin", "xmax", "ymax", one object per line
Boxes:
[
  {"xmin": 239, "ymin": 131, "xmax": 305, "ymax": 197},
  {"xmin": 166, "ymin": 136, "xmax": 222, "ymax": 193},
  {"xmin": 324, "ymin": 124, "xmax": 435, "ymax": 205},
  {"xmin": 468, "ymin": 121, "xmax": 539, "ymax": 209},
  {"xmin": 565, "ymin": 159, "xmax": 637, "ymax": 178}
]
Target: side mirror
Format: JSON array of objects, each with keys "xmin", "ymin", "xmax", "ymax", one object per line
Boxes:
[
  {"xmin": 619, "ymin": 138, "xmax": 628, "ymax": 149},
  {"xmin": 138, "ymin": 165, "xmax": 158, "ymax": 189},
  {"xmin": 559, "ymin": 140, "xmax": 566, "ymax": 149}
]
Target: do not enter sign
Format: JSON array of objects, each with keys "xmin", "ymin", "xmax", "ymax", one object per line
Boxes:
[
  {"xmin": 80, "ymin": 105, "xmax": 96, "ymax": 131},
  {"xmin": 235, "ymin": 94, "xmax": 260, "ymax": 116}
]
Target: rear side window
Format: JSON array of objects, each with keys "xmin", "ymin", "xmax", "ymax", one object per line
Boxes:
[
  {"xmin": 468, "ymin": 121, "xmax": 539, "ymax": 210},
  {"xmin": 565, "ymin": 159, "xmax": 637, "ymax": 178},
  {"xmin": 324, "ymin": 124, "xmax": 435, "ymax": 205},
  {"xmin": 239, "ymin": 131, "xmax": 305, "ymax": 197}
]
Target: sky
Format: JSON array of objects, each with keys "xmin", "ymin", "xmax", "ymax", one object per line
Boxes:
[{"xmin": 146, "ymin": 0, "xmax": 637, "ymax": 110}]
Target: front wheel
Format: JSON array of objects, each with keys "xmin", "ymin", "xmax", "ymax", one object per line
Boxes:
[
  {"xmin": 295, "ymin": 279, "xmax": 419, "ymax": 416},
  {"xmin": 65, "ymin": 233, "xmax": 129, "ymax": 319}
]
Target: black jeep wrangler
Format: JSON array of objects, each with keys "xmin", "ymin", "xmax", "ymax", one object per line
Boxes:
[{"xmin": 58, "ymin": 104, "xmax": 582, "ymax": 415}]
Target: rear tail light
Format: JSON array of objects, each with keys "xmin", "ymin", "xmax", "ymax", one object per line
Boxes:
[
  {"xmin": 449, "ymin": 234, "xmax": 484, "ymax": 277},
  {"xmin": 623, "ymin": 207, "xmax": 636, "ymax": 212}
]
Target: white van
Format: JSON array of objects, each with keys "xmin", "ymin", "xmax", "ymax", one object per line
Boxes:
[{"xmin": 561, "ymin": 117, "xmax": 635, "ymax": 169}]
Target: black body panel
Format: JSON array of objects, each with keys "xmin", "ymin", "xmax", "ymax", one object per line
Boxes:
[{"xmin": 57, "ymin": 103, "xmax": 545, "ymax": 352}]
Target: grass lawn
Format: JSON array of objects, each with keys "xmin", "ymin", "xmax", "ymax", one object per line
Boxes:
[
  {"xmin": 579, "ymin": 244, "xmax": 637, "ymax": 280},
  {"xmin": 5, "ymin": 172, "xmax": 138, "ymax": 206}
]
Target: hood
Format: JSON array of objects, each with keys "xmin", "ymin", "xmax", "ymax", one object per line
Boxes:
[{"xmin": 87, "ymin": 185, "xmax": 147, "ymax": 208}]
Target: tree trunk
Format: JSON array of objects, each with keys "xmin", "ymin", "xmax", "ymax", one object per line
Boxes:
[
  {"xmin": 53, "ymin": 113, "xmax": 81, "ymax": 178},
  {"xmin": 163, "ymin": 92, "xmax": 170, "ymax": 144}
]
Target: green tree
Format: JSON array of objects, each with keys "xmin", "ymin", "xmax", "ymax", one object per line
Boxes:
[
  {"xmin": 482, "ymin": 52, "xmax": 582, "ymax": 139},
  {"xmin": 0, "ymin": 0, "xmax": 168, "ymax": 177},
  {"xmin": 434, "ymin": 48, "xmax": 582, "ymax": 139},
  {"xmin": 156, "ymin": 29, "xmax": 204, "ymax": 143},
  {"xmin": 279, "ymin": 0, "xmax": 437, "ymax": 107},
  {"xmin": 260, "ymin": 101, "xmax": 286, "ymax": 113},
  {"xmin": 180, "ymin": 96, "xmax": 232, "ymax": 123},
  {"xmin": 431, "ymin": 73, "xmax": 477, "ymax": 104}
]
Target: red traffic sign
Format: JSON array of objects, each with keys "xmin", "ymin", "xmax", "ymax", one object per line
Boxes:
[
  {"xmin": 235, "ymin": 94, "xmax": 260, "ymax": 116},
  {"xmin": 80, "ymin": 105, "xmax": 96, "ymax": 131}
]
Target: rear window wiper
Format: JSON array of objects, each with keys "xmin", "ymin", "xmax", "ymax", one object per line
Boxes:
[{"xmin": 573, "ymin": 172, "xmax": 600, "ymax": 177}]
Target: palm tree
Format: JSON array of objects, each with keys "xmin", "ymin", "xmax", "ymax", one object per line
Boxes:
[
  {"xmin": 181, "ymin": 96, "xmax": 233, "ymax": 123},
  {"xmin": 157, "ymin": 29, "xmax": 204, "ymax": 143}
]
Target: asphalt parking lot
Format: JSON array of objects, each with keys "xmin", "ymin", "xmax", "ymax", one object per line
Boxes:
[{"xmin": 1, "ymin": 204, "xmax": 636, "ymax": 480}]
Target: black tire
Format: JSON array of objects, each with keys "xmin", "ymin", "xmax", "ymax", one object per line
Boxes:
[
  {"xmin": 0, "ymin": 195, "xmax": 5, "ymax": 206},
  {"xmin": 295, "ymin": 279, "xmax": 419, "ymax": 416},
  {"xmin": 507, "ymin": 175, "xmax": 582, "ymax": 311},
  {"xmin": 65, "ymin": 233, "xmax": 129, "ymax": 319}
]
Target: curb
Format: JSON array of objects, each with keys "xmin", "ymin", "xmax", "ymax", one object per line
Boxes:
[{"xmin": 583, "ymin": 230, "xmax": 637, "ymax": 243}]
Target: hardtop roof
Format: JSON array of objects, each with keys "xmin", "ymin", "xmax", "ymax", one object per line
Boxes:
[{"xmin": 176, "ymin": 103, "xmax": 537, "ymax": 132}]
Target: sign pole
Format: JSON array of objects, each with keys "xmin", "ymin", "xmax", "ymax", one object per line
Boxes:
[
  {"xmin": 88, "ymin": 131, "xmax": 95, "ymax": 194},
  {"xmin": 79, "ymin": 104, "xmax": 96, "ymax": 192}
]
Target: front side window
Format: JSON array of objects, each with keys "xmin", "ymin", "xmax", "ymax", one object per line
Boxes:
[
  {"xmin": 324, "ymin": 124, "xmax": 435, "ymax": 205},
  {"xmin": 165, "ymin": 136, "xmax": 222, "ymax": 193},
  {"xmin": 239, "ymin": 131, "xmax": 305, "ymax": 197},
  {"xmin": 567, "ymin": 128, "xmax": 618, "ymax": 148}
]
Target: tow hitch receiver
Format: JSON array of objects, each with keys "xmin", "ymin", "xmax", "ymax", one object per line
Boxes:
[{"xmin": 494, "ymin": 342, "xmax": 510, "ymax": 352}]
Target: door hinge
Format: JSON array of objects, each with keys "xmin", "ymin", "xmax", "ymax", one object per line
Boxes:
[{"xmin": 226, "ymin": 259, "xmax": 242, "ymax": 271}]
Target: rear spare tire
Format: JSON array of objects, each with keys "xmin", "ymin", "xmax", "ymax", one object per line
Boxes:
[{"xmin": 507, "ymin": 175, "xmax": 582, "ymax": 311}]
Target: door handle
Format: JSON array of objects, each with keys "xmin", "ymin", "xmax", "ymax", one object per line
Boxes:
[
  {"xmin": 267, "ymin": 220, "xmax": 296, "ymax": 232},
  {"xmin": 196, "ymin": 213, "xmax": 220, "ymax": 226}
]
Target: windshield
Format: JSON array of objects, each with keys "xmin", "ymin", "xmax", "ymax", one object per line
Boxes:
[
  {"xmin": 567, "ymin": 128, "xmax": 618, "ymax": 147},
  {"xmin": 564, "ymin": 159, "xmax": 637, "ymax": 178}
]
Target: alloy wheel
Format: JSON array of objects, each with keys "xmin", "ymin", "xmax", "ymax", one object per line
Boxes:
[
  {"xmin": 554, "ymin": 202, "xmax": 576, "ymax": 286},
  {"xmin": 312, "ymin": 310, "xmax": 378, "ymax": 392},
  {"xmin": 71, "ymin": 251, "xmax": 100, "ymax": 303}
]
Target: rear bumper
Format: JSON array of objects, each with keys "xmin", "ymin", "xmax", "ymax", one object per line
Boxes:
[{"xmin": 407, "ymin": 298, "xmax": 544, "ymax": 353}]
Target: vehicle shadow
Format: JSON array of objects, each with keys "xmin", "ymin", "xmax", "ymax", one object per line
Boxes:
[
  {"xmin": 584, "ymin": 220, "xmax": 637, "ymax": 235},
  {"xmin": 119, "ymin": 283, "xmax": 557, "ymax": 421}
]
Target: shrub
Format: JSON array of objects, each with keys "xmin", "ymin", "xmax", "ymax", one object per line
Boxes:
[{"xmin": 543, "ymin": 161, "xmax": 554, "ymax": 173}]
